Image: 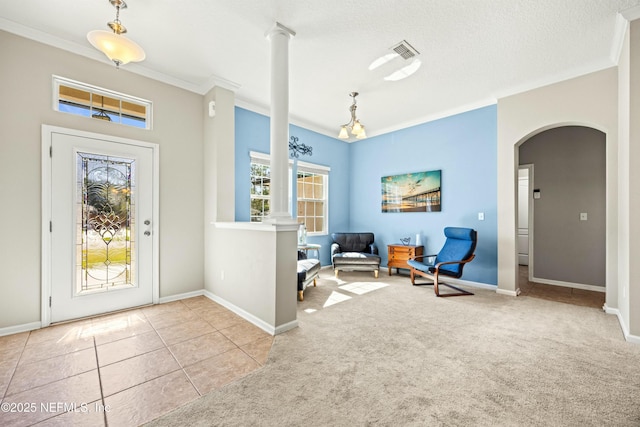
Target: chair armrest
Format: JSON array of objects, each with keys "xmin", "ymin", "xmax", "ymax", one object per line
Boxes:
[
  {"xmin": 369, "ymin": 243, "xmax": 379, "ymax": 255},
  {"xmin": 411, "ymin": 254, "xmax": 437, "ymax": 262},
  {"xmin": 433, "ymin": 254, "xmax": 476, "ymax": 271}
]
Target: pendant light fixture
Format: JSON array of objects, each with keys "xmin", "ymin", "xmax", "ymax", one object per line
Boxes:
[
  {"xmin": 338, "ymin": 92, "xmax": 367, "ymax": 140},
  {"xmin": 87, "ymin": 0, "xmax": 146, "ymax": 69}
]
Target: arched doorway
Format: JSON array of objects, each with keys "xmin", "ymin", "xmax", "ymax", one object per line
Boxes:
[{"xmin": 515, "ymin": 125, "xmax": 606, "ymax": 306}]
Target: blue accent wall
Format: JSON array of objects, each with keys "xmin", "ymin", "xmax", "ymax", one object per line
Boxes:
[
  {"xmin": 349, "ymin": 105, "xmax": 498, "ymax": 285},
  {"xmin": 234, "ymin": 107, "xmax": 350, "ymax": 266},
  {"xmin": 234, "ymin": 105, "xmax": 498, "ymax": 285}
]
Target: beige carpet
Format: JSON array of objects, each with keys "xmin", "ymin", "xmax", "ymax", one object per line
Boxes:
[{"xmin": 149, "ymin": 269, "xmax": 640, "ymax": 426}]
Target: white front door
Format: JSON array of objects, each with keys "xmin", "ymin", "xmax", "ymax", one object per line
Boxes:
[{"xmin": 44, "ymin": 127, "xmax": 158, "ymax": 323}]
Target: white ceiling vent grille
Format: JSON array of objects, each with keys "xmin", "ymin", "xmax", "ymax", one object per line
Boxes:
[{"xmin": 391, "ymin": 40, "xmax": 420, "ymax": 60}]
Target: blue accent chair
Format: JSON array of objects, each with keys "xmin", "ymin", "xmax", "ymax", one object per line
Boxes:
[{"xmin": 406, "ymin": 227, "xmax": 477, "ymax": 297}]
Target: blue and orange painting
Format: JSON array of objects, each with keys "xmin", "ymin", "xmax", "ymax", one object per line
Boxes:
[{"xmin": 381, "ymin": 170, "xmax": 441, "ymax": 213}]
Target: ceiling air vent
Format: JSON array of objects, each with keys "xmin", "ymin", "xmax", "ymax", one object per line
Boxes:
[{"xmin": 391, "ymin": 40, "xmax": 420, "ymax": 60}]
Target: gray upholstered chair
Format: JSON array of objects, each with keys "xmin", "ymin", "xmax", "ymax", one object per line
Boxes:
[
  {"xmin": 407, "ymin": 227, "xmax": 477, "ymax": 297},
  {"xmin": 330, "ymin": 232, "xmax": 381, "ymax": 278}
]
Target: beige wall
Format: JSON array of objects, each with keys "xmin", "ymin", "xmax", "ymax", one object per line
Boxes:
[
  {"xmin": 497, "ymin": 68, "xmax": 619, "ymax": 304},
  {"xmin": 623, "ymin": 19, "xmax": 640, "ymax": 338},
  {"xmin": 0, "ymin": 31, "xmax": 204, "ymax": 329}
]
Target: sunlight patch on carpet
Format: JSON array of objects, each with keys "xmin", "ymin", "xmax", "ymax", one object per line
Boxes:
[
  {"xmin": 323, "ymin": 291, "xmax": 352, "ymax": 308},
  {"xmin": 304, "ymin": 308, "xmax": 317, "ymax": 313},
  {"xmin": 339, "ymin": 281, "xmax": 389, "ymax": 295}
]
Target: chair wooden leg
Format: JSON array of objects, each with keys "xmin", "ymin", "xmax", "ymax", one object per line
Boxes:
[
  {"xmin": 410, "ymin": 268, "xmax": 415, "ymax": 285},
  {"xmin": 298, "ymin": 290, "xmax": 304, "ymax": 301},
  {"xmin": 433, "ymin": 270, "xmax": 474, "ymax": 297},
  {"xmin": 335, "ymin": 269, "xmax": 339, "ymax": 278},
  {"xmin": 374, "ymin": 269, "xmax": 379, "ymax": 279},
  {"xmin": 313, "ymin": 278, "xmax": 316, "ymax": 287}
]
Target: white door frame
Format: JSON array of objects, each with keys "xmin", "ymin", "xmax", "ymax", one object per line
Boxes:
[
  {"xmin": 518, "ymin": 164, "xmax": 535, "ymax": 281},
  {"xmin": 41, "ymin": 125, "xmax": 160, "ymax": 327}
]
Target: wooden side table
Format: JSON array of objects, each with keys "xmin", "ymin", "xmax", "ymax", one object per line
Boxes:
[{"xmin": 387, "ymin": 244, "xmax": 424, "ymax": 275}]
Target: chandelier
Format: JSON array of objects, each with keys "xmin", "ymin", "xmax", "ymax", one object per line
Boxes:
[
  {"xmin": 338, "ymin": 92, "xmax": 367, "ymax": 140},
  {"xmin": 87, "ymin": 0, "xmax": 146, "ymax": 69}
]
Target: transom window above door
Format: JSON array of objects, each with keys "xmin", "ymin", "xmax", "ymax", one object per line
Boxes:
[{"xmin": 53, "ymin": 75, "xmax": 152, "ymax": 129}]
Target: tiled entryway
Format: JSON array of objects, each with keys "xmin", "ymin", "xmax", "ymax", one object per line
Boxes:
[{"xmin": 0, "ymin": 296, "xmax": 273, "ymax": 426}]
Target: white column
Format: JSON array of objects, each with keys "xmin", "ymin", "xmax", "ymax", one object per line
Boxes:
[{"xmin": 265, "ymin": 22, "xmax": 296, "ymax": 223}]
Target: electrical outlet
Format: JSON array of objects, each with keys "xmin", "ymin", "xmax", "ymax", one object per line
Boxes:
[
  {"xmin": 580, "ymin": 213, "xmax": 588, "ymax": 221},
  {"xmin": 478, "ymin": 212, "xmax": 485, "ymax": 221}
]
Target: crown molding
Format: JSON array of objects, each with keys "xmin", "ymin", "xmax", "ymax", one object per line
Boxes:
[
  {"xmin": 611, "ymin": 13, "xmax": 629, "ymax": 65},
  {"xmin": 621, "ymin": 5, "xmax": 640, "ymax": 21},
  {"xmin": 0, "ymin": 17, "xmax": 238, "ymax": 96}
]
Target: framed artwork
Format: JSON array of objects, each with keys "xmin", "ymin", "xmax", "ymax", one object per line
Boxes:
[{"xmin": 381, "ymin": 170, "xmax": 441, "ymax": 213}]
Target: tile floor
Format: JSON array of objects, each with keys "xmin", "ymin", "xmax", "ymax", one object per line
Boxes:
[
  {"xmin": 0, "ymin": 296, "xmax": 273, "ymax": 427},
  {"xmin": 0, "ymin": 268, "xmax": 606, "ymax": 426},
  {"xmin": 518, "ymin": 265, "xmax": 606, "ymax": 308}
]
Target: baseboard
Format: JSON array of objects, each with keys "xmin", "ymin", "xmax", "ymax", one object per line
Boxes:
[
  {"xmin": 158, "ymin": 289, "xmax": 205, "ymax": 304},
  {"xmin": 496, "ymin": 288, "xmax": 520, "ymax": 297},
  {"xmin": 0, "ymin": 321, "xmax": 41, "ymax": 337},
  {"xmin": 274, "ymin": 320, "xmax": 298, "ymax": 335},
  {"xmin": 444, "ymin": 277, "xmax": 497, "ymax": 291},
  {"xmin": 602, "ymin": 304, "xmax": 640, "ymax": 344},
  {"xmin": 203, "ymin": 290, "xmax": 298, "ymax": 336},
  {"xmin": 532, "ymin": 276, "xmax": 605, "ymax": 293}
]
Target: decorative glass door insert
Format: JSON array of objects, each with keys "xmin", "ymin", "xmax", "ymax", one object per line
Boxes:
[{"xmin": 76, "ymin": 152, "xmax": 136, "ymax": 295}]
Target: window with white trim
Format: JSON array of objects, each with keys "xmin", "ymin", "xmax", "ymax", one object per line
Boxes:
[
  {"xmin": 250, "ymin": 153, "xmax": 271, "ymax": 222},
  {"xmin": 53, "ymin": 75, "xmax": 152, "ymax": 129},
  {"xmin": 296, "ymin": 161, "xmax": 329, "ymax": 235}
]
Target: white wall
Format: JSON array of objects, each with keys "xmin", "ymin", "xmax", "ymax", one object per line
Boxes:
[
  {"xmin": 497, "ymin": 68, "xmax": 619, "ymax": 304},
  {"xmin": 0, "ymin": 31, "xmax": 204, "ymax": 329}
]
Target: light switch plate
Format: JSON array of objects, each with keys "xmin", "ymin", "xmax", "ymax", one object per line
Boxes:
[
  {"xmin": 478, "ymin": 212, "xmax": 485, "ymax": 221},
  {"xmin": 580, "ymin": 212, "xmax": 588, "ymax": 221}
]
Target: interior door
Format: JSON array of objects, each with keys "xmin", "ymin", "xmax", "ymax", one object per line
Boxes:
[
  {"xmin": 48, "ymin": 130, "xmax": 156, "ymax": 323},
  {"xmin": 517, "ymin": 169, "xmax": 529, "ymax": 266}
]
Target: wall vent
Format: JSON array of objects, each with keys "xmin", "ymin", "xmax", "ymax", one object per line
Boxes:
[{"xmin": 391, "ymin": 40, "xmax": 420, "ymax": 60}]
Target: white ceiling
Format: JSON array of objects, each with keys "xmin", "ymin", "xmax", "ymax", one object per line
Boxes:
[{"xmin": 2, "ymin": 0, "xmax": 639, "ymax": 139}]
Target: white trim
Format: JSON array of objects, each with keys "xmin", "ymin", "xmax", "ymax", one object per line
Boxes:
[
  {"xmin": 621, "ymin": 5, "xmax": 640, "ymax": 22},
  {"xmin": 274, "ymin": 320, "xmax": 299, "ymax": 334},
  {"xmin": 496, "ymin": 288, "xmax": 520, "ymax": 297},
  {"xmin": 203, "ymin": 291, "xmax": 298, "ymax": 335},
  {"xmin": 297, "ymin": 160, "xmax": 331, "ymax": 174},
  {"xmin": 249, "ymin": 150, "xmax": 294, "ymax": 166},
  {"xmin": 443, "ymin": 277, "xmax": 498, "ymax": 291},
  {"xmin": 413, "ymin": 275, "xmax": 499, "ymax": 292},
  {"xmin": 0, "ymin": 18, "xmax": 237, "ymax": 96},
  {"xmin": 158, "ymin": 289, "xmax": 205, "ymax": 304},
  {"xmin": 214, "ymin": 221, "xmax": 299, "ymax": 232},
  {"xmin": 41, "ymin": 125, "xmax": 160, "ymax": 327},
  {"xmin": 531, "ymin": 276, "xmax": 605, "ymax": 293},
  {"xmin": 41, "ymin": 127, "xmax": 53, "ymax": 327},
  {"xmin": 603, "ymin": 305, "xmax": 640, "ymax": 344},
  {"xmin": 610, "ymin": 13, "xmax": 629, "ymax": 65},
  {"xmin": 0, "ymin": 322, "xmax": 42, "ymax": 337},
  {"xmin": 249, "ymin": 150, "xmax": 271, "ymax": 165},
  {"xmin": 53, "ymin": 76, "xmax": 153, "ymax": 130},
  {"xmin": 518, "ymin": 164, "xmax": 534, "ymax": 279}
]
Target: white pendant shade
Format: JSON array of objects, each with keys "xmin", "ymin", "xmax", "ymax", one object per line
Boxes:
[
  {"xmin": 338, "ymin": 126, "xmax": 349, "ymax": 139},
  {"xmin": 87, "ymin": 30, "xmax": 145, "ymax": 66},
  {"xmin": 337, "ymin": 92, "xmax": 368, "ymax": 140}
]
